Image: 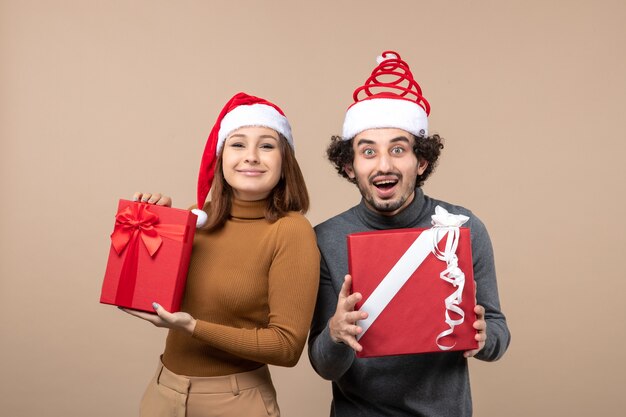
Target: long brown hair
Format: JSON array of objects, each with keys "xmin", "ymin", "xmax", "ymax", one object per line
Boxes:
[{"xmin": 199, "ymin": 133, "xmax": 310, "ymax": 232}]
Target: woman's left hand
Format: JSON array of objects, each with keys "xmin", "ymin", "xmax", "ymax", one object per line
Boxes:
[
  {"xmin": 121, "ymin": 303, "xmax": 197, "ymax": 335},
  {"xmin": 132, "ymin": 192, "xmax": 172, "ymax": 207}
]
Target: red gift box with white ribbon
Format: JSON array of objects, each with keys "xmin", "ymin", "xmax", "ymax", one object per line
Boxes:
[
  {"xmin": 348, "ymin": 206, "xmax": 478, "ymax": 357},
  {"xmin": 100, "ymin": 200, "xmax": 196, "ymax": 313}
]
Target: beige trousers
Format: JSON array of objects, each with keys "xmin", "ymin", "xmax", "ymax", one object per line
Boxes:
[{"xmin": 139, "ymin": 360, "xmax": 280, "ymax": 417}]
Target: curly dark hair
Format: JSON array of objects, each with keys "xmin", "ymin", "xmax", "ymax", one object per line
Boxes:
[{"xmin": 326, "ymin": 133, "xmax": 444, "ymax": 187}]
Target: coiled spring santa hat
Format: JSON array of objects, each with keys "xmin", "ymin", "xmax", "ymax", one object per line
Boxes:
[
  {"xmin": 342, "ymin": 50, "xmax": 430, "ymax": 140},
  {"xmin": 192, "ymin": 92, "xmax": 293, "ymax": 228}
]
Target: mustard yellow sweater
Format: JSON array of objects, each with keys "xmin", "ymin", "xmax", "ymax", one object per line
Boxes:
[{"xmin": 161, "ymin": 198, "xmax": 320, "ymax": 377}]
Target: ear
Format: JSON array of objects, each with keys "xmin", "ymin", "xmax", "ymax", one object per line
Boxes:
[
  {"xmin": 344, "ymin": 163, "xmax": 356, "ymax": 179},
  {"xmin": 417, "ymin": 159, "xmax": 429, "ymax": 175}
]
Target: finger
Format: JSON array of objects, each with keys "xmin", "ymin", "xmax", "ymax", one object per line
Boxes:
[
  {"xmin": 120, "ymin": 307, "xmax": 159, "ymax": 324},
  {"xmin": 343, "ymin": 292, "xmax": 362, "ymax": 311},
  {"xmin": 339, "ymin": 275, "xmax": 352, "ymax": 299},
  {"xmin": 152, "ymin": 302, "xmax": 175, "ymax": 323},
  {"xmin": 473, "ymin": 319, "xmax": 487, "ymax": 332},
  {"xmin": 345, "ymin": 336, "xmax": 363, "ymax": 352},
  {"xmin": 147, "ymin": 193, "xmax": 162, "ymax": 204},
  {"xmin": 464, "ymin": 349, "xmax": 479, "ymax": 358},
  {"xmin": 475, "ymin": 331, "xmax": 487, "ymax": 343},
  {"xmin": 351, "ymin": 324, "xmax": 363, "ymax": 336},
  {"xmin": 132, "ymin": 191, "xmax": 143, "ymax": 202},
  {"xmin": 140, "ymin": 192, "xmax": 152, "ymax": 203},
  {"xmin": 474, "ymin": 305, "xmax": 485, "ymax": 318},
  {"xmin": 346, "ymin": 310, "xmax": 368, "ymax": 324},
  {"xmin": 156, "ymin": 195, "xmax": 172, "ymax": 207}
]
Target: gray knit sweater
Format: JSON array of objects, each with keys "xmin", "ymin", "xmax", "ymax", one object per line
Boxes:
[{"xmin": 308, "ymin": 188, "xmax": 510, "ymax": 417}]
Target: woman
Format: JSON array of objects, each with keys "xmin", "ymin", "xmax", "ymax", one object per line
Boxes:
[{"xmin": 123, "ymin": 92, "xmax": 320, "ymax": 417}]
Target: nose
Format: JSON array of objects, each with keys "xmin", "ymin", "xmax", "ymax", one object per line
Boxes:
[
  {"xmin": 376, "ymin": 153, "xmax": 392, "ymax": 173},
  {"xmin": 244, "ymin": 147, "xmax": 259, "ymax": 164}
]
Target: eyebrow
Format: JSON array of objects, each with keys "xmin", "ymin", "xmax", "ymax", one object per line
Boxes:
[
  {"xmin": 228, "ymin": 134, "xmax": 279, "ymax": 141},
  {"xmin": 356, "ymin": 136, "xmax": 411, "ymax": 146}
]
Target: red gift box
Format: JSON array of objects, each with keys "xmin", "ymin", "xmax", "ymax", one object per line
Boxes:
[
  {"xmin": 348, "ymin": 226, "xmax": 478, "ymax": 357},
  {"xmin": 100, "ymin": 200, "xmax": 196, "ymax": 313}
]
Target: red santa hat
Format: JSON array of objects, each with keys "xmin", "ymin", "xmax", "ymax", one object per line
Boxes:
[
  {"xmin": 192, "ymin": 92, "xmax": 293, "ymax": 227},
  {"xmin": 342, "ymin": 50, "xmax": 430, "ymax": 140}
]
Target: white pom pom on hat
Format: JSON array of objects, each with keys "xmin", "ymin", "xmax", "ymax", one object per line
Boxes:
[
  {"xmin": 342, "ymin": 50, "xmax": 431, "ymax": 140},
  {"xmin": 191, "ymin": 208, "xmax": 208, "ymax": 228},
  {"xmin": 193, "ymin": 92, "xmax": 293, "ymax": 228}
]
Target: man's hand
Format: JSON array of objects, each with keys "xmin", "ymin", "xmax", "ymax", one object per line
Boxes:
[
  {"xmin": 121, "ymin": 302, "xmax": 197, "ymax": 335},
  {"xmin": 328, "ymin": 275, "xmax": 368, "ymax": 352},
  {"xmin": 464, "ymin": 304, "xmax": 486, "ymax": 358}
]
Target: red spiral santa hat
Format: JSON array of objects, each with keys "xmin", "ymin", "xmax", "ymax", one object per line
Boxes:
[
  {"xmin": 192, "ymin": 92, "xmax": 293, "ymax": 227},
  {"xmin": 342, "ymin": 50, "xmax": 430, "ymax": 140}
]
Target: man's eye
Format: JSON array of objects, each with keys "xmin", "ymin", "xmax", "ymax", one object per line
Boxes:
[
  {"xmin": 391, "ymin": 146, "xmax": 405, "ymax": 154},
  {"xmin": 363, "ymin": 149, "xmax": 375, "ymax": 156}
]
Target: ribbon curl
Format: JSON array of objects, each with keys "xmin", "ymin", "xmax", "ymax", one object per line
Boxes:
[{"xmin": 430, "ymin": 205, "xmax": 470, "ymax": 350}]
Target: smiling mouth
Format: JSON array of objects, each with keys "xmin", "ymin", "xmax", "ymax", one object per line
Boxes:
[{"xmin": 237, "ymin": 169, "xmax": 265, "ymax": 174}]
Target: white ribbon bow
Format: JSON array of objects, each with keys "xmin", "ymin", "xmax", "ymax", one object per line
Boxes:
[{"xmin": 431, "ymin": 205, "xmax": 469, "ymax": 350}]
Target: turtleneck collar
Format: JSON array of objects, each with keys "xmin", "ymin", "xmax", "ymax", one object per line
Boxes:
[
  {"xmin": 355, "ymin": 188, "xmax": 428, "ymax": 230},
  {"xmin": 230, "ymin": 197, "xmax": 267, "ymax": 220}
]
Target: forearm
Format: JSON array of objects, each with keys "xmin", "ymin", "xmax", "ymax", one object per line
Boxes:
[
  {"xmin": 308, "ymin": 256, "xmax": 356, "ymax": 380},
  {"xmin": 193, "ymin": 321, "xmax": 307, "ymax": 367},
  {"xmin": 308, "ymin": 322, "xmax": 355, "ymax": 380},
  {"xmin": 471, "ymin": 217, "xmax": 511, "ymax": 361}
]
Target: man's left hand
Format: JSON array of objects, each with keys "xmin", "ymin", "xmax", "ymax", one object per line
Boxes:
[{"xmin": 464, "ymin": 304, "xmax": 486, "ymax": 358}]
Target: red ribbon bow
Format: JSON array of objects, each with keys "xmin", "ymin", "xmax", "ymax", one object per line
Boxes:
[{"xmin": 110, "ymin": 203, "xmax": 187, "ymax": 307}]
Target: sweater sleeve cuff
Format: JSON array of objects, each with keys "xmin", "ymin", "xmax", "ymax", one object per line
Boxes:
[
  {"xmin": 310, "ymin": 324, "xmax": 356, "ymax": 380},
  {"xmin": 192, "ymin": 320, "xmax": 215, "ymax": 342},
  {"xmin": 321, "ymin": 325, "xmax": 355, "ymax": 358}
]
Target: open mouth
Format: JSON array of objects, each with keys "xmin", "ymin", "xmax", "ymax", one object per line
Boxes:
[{"xmin": 373, "ymin": 178, "xmax": 398, "ymax": 191}]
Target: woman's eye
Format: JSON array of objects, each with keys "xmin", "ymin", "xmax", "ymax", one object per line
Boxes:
[
  {"xmin": 260, "ymin": 143, "xmax": 276, "ymax": 150},
  {"xmin": 230, "ymin": 142, "xmax": 245, "ymax": 148}
]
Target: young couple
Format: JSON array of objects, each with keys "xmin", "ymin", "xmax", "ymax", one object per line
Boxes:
[{"xmin": 122, "ymin": 51, "xmax": 511, "ymax": 417}]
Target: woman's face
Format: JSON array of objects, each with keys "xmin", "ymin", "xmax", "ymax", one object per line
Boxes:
[{"xmin": 221, "ymin": 126, "xmax": 283, "ymax": 201}]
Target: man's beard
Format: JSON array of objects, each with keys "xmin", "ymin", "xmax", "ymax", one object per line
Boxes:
[{"xmin": 355, "ymin": 173, "xmax": 416, "ymax": 214}]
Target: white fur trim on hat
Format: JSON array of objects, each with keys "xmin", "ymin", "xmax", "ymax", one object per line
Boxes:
[
  {"xmin": 342, "ymin": 98, "xmax": 429, "ymax": 140},
  {"xmin": 217, "ymin": 103, "xmax": 293, "ymax": 154}
]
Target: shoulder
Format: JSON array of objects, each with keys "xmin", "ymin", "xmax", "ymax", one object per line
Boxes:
[
  {"xmin": 272, "ymin": 213, "xmax": 319, "ymax": 257},
  {"xmin": 273, "ymin": 212, "xmax": 316, "ymax": 238},
  {"xmin": 425, "ymin": 195, "xmax": 486, "ymax": 230},
  {"xmin": 315, "ymin": 211, "xmax": 351, "ymax": 238},
  {"xmin": 314, "ymin": 207, "xmax": 361, "ymax": 252},
  {"xmin": 315, "ymin": 207, "xmax": 357, "ymax": 235},
  {"xmin": 425, "ymin": 195, "xmax": 491, "ymax": 248},
  {"xmin": 277, "ymin": 211, "xmax": 314, "ymax": 229}
]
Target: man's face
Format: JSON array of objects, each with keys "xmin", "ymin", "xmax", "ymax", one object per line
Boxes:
[{"xmin": 345, "ymin": 128, "xmax": 428, "ymax": 216}]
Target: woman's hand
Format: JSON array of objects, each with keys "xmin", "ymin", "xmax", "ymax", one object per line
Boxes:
[
  {"xmin": 120, "ymin": 303, "xmax": 197, "ymax": 335},
  {"xmin": 132, "ymin": 192, "xmax": 172, "ymax": 207}
]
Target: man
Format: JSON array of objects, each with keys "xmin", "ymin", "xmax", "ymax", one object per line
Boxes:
[{"xmin": 308, "ymin": 51, "xmax": 511, "ymax": 417}]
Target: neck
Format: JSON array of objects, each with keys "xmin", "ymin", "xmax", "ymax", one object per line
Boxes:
[
  {"xmin": 357, "ymin": 188, "xmax": 426, "ymax": 230},
  {"xmin": 230, "ymin": 197, "xmax": 267, "ymax": 220}
]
